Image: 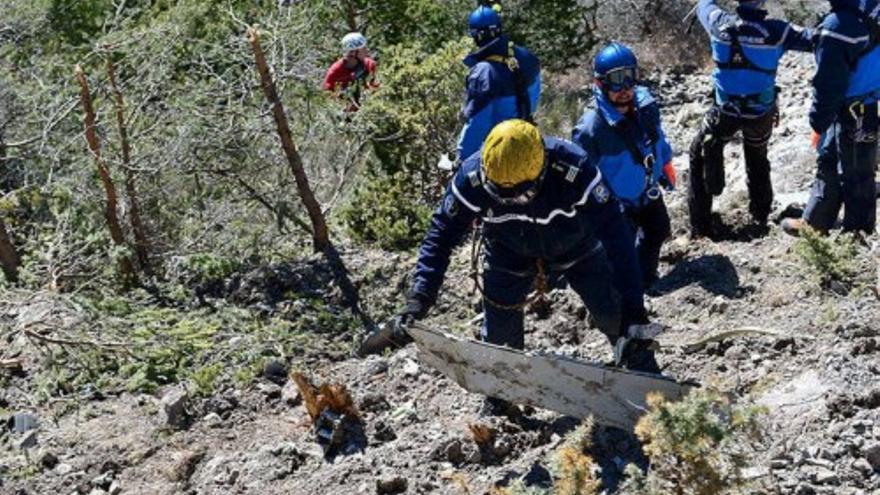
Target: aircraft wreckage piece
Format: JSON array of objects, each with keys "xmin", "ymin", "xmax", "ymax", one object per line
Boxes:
[{"xmin": 408, "ymin": 323, "xmax": 695, "ymax": 430}]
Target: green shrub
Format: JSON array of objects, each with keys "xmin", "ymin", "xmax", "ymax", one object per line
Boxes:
[
  {"xmin": 794, "ymin": 228, "xmax": 859, "ymax": 290},
  {"xmin": 360, "ymin": 37, "xmax": 470, "ymax": 189},
  {"xmin": 339, "ymin": 171, "xmax": 432, "ymax": 251},
  {"xmin": 622, "ymin": 389, "xmax": 767, "ymax": 495}
]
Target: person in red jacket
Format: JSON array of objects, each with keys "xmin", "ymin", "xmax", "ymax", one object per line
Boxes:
[{"xmin": 323, "ymin": 32, "xmax": 378, "ymax": 112}]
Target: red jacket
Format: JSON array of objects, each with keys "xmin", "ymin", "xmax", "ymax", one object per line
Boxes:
[{"xmin": 322, "ymin": 57, "xmax": 377, "ymax": 93}]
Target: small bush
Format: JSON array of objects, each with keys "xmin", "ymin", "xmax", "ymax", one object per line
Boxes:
[
  {"xmin": 794, "ymin": 228, "xmax": 859, "ymax": 290},
  {"xmin": 339, "ymin": 172, "xmax": 433, "ymax": 251},
  {"xmin": 622, "ymin": 390, "xmax": 767, "ymax": 495},
  {"xmin": 491, "ymin": 418, "xmax": 600, "ymax": 495},
  {"xmin": 550, "ymin": 418, "xmax": 601, "ymax": 495}
]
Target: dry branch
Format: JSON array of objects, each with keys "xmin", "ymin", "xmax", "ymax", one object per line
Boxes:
[
  {"xmin": 107, "ymin": 57, "xmax": 151, "ymax": 275},
  {"xmin": 247, "ymin": 27, "xmax": 330, "ymax": 252},
  {"xmin": 75, "ymin": 64, "xmax": 137, "ymax": 286}
]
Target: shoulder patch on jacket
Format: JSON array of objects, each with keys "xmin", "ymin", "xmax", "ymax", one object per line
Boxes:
[
  {"xmin": 592, "ymin": 182, "xmax": 610, "ymax": 204},
  {"xmin": 467, "ymin": 170, "xmax": 482, "ymax": 187}
]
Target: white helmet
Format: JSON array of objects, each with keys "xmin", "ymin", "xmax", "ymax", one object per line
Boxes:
[{"xmin": 341, "ymin": 32, "xmax": 367, "ymax": 53}]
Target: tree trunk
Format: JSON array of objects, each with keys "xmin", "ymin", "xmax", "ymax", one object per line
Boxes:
[
  {"xmin": 75, "ymin": 64, "xmax": 137, "ymax": 287},
  {"xmin": 343, "ymin": 0, "xmax": 358, "ymax": 32},
  {"xmin": 247, "ymin": 28, "xmax": 330, "ymax": 252},
  {"xmin": 106, "ymin": 58, "xmax": 151, "ymax": 275},
  {"xmin": 0, "ymin": 217, "xmax": 20, "ymax": 283},
  {"xmin": 0, "ymin": 130, "xmax": 18, "ymax": 282}
]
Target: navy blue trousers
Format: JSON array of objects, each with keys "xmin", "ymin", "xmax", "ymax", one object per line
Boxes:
[
  {"xmin": 804, "ymin": 102, "xmax": 878, "ymax": 233},
  {"xmin": 625, "ymin": 196, "xmax": 671, "ymax": 286},
  {"xmin": 480, "ymin": 244, "xmax": 622, "ymax": 350}
]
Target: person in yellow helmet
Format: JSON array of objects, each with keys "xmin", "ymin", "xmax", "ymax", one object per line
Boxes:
[{"xmin": 359, "ymin": 121, "xmax": 662, "ymax": 412}]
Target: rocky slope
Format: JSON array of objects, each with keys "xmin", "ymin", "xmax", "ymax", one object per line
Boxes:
[{"xmin": 2, "ymin": 52, "xmax": 880, "ymax": 495}]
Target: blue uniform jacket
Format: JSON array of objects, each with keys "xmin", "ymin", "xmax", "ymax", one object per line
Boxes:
[
  {"xmin": 811, "ymin": 0, "xmax": 880, "ymax": 134},
  {"xmin": 697, "ymin": 0, "xmax": 813, "ymax": 116},
  {"xmin": 571, "ymin": 86, "xmax": 673, "ymax": 206},
  {"xmin": 412, "ymin": 137, "xmax": 644, "ymax": 315},
  {"xmin": 457, "ymin": 36, "xmax": 542, "ymax": 159}
]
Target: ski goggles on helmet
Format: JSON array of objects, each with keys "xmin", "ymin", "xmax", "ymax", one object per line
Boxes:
[
  {"xmin": 482, "ymin": 167, "xmax": 546, "ymax": 206},
  {"xmin": 600, "ymin": 66, "xmax": 637, "ymax": 92}
]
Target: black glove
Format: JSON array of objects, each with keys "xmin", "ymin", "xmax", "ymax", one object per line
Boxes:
[
  {"xmin": 356, "ymin": 295, "xmax": 429, "ymax": 357},
  {"xmin": 396, "ymin": 296, "xmax": 428, "ymax": 326}
]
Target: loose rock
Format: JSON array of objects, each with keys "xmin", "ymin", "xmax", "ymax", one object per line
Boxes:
[
  {"xmin": 160, "ymin": 387, "xmax": 189, "ymax": 430},
  {"xmin": 376, "ymin": 475, "xmax": 408, "ymax": 494}
]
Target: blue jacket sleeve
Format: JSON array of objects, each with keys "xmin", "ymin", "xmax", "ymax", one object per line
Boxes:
[
  {"xmin": 782, "ymin": 23, "xmax": 815, "ymax": 53},
  {"xmin": 410, "ymin": 180, "xmax": 479, "ymax": 304},
  {"xmin": 810, "ymin": 20, "xmax": 862, "ymax": 133},
  {"xmin": 587, "ymin": 185, "xmax": 645, "ymax": 318},
  {"xmin": 697, "ymin": 0, "xmax": 732, "ymax": 36}
]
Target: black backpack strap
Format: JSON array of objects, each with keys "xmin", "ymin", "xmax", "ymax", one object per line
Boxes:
[
  {"xmin": 503, "ymin": 42, "xmax": 533, "ymax": 123},
  {"xmin": 716, "ymin": 21, "xmax": 777, "ymax": 76},
  {"xmin": 609, "ymin": 115, "xmax": 657, "ymax": 177}
]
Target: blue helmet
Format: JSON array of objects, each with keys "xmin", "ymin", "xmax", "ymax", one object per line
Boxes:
[
  {"xmin": 593, "ymin": 42, "xmax": 639, "ymax": 92},
  {"xmin": 468, "ymin": 5, "xmax": 502, "ymax": 46}
]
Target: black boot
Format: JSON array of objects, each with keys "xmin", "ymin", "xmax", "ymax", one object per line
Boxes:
[{"xmin": 618, "ymin": 339, "xmax": 662, "ymax": 374}]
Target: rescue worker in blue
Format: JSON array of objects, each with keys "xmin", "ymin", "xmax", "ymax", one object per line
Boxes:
[
  {"xmin": 688, "ymin": 0, "xmax": 814, "ymax": 238},
  {"xmin": 573, "ymin": 42, "xmax": 675, "ymax": 287},
  {"xmin": 455, "ymin": 4, "xmax": 542, "ymax": 162},
  {"xmin": 782, "ymin": 0, "xmax": 880, "ymax": 235},
  {"xmin": 358, "ymin": 120, "xmax": 664, "ymax": 387}
]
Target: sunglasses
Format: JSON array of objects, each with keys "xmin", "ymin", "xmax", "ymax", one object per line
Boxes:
[
  {"xmin": 600, "ymin": 66, "xmax": 637, "ymax": 92},
  {"xmin": 482, "ymin": 168, "xmax": 546, "ymax": 206}
]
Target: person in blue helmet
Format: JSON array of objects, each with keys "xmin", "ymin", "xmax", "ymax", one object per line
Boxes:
[
  {"xmin": 688, "ymin": 0, "xmax": 814, "ymax": 238},
  {"xmin": 572, "ymin": 42, "xmax": 675, "ymax": 287},
  {"xmin": 358, "ymin": 120, "xmax": 663, "ymax": 386},
  {"xmin": 782, "ymin": 0, "xmax": 880, "ymax": 236},
  {"xmin": 454, "ymin": 4, "xmax": 541, "ymax": 163}
]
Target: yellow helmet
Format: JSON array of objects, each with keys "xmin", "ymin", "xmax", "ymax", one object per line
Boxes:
[{"xmin": 481, "ymin": 119, "xmax": 545, "ymax": 187}]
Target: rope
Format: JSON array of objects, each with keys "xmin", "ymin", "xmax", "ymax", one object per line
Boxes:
[{"xmin": 468, "ymin": 227, "xmax": 550, "ymax": 311}]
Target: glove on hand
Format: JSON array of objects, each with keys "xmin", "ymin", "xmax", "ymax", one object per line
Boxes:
[
  {"xmin": 811, "ymin": 131, "xmax": 822, "ymax": 150},
  {"xmin": 661, "ymin": 162, "xmax": 677, "ymax": 190},
  {"xmin": 356, "ymin": 295, "xmax": 429, "ymax": 357}
]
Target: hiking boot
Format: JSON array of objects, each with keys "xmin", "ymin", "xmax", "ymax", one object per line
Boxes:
[
  {"xmin": 780, "ymin": 218, "xmax": 809, "ymax": 237},
  {"xmin": 617, "ymin": 339, "xmax": 662, "ymax": 374},
  {"xmin": 478, "ymin": 397, "xmax": 521, "ymax": 419}
]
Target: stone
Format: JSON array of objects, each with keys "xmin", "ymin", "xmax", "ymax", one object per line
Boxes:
[
  {"xmin": 263, "ymin": 360, "xmax": 288, "ymax": 385},
  {"xmin": 54, "ymin": 463, "xmax": 74, "ymax": 475},
  {"xmin": 853, "ymin": 458, "xmax": 874, "ymax": 476},
  {"xmin": 811, "ymin": 468, "xmax": 839, "ymax": 485},
  {"xmin": 17, "ymin": 430, "xmax": 38, "ymax": 450},
  {"xmin": 281, "ymin": 382, "xmax": 300, "ymax": 406},
  {"xmin": 444, "ymin": 440, "xmax": 465, "ymax": 465},
  {"xmin": 359, "ymin": 393, "xmax": 389, "ymax": 413},
  {"xmin": 203, "ymin": 412, "xmax": 223, "ymax": 428},
  {"xmin": 864, "ymin": 443, "xmax": 880, "ymax": 471},
  {"xmin": 160, "ymin": 387, "xmax": 189, "ymax": 430},
  {"xmin": 12, "ymin": 412, "xmax": 38, "ymax": 433},
  {"xmin": 402, "ymin": 359, "xmax": 420, "ymax": 377},
  {"xmin": 91, "ymin": 472, "xmax": 114, "ymax": 490},
  {"xmin": 376, "ymin": 475, "xmax": 408, "ymax": 494},
  {"xmin": 770, "ymin": 458, "xmax": 790, "ymax": 470},
  {"xmin": 366, "ymin": 358, "xmax": 389, "ymax": 376},
  {"xmin": 40, "ymin": 451, "xmax": 59, "ymax": 470},
  {"xmin": 257, "ymin": 382, "xmax": 282, "ymax": 400},
  {"xmin": 709, "ymin": 296, "xmax": 729, "ymax": 315}
]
